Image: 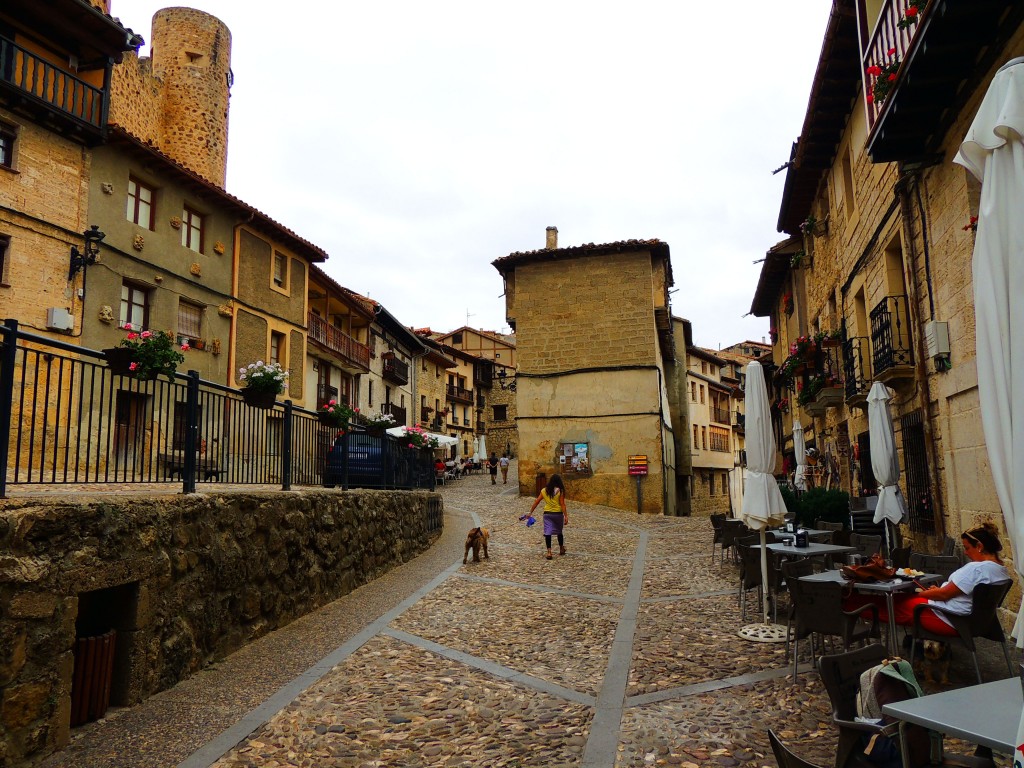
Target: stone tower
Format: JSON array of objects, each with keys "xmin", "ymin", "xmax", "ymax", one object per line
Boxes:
[
  {"xmin": 108, "ymin": 6, "xmax": 232, "ymax": 187},
  {"xmin": 150, "ymin": 8, "xmax": 231, "ymax": 186}
]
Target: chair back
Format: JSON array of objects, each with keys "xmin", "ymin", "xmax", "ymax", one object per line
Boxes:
[
  {"xmin": 738, "ymin": 543, "xmax": 766, "ymax": 590},
  {"xmin": 710, "ymin": 513, "xmax": 727, "ymax": 541},
  {"xmin": 908, "ymin": 553, "xmax": 960, "ymax": 580},
  {"xmin": 964, "ymin": 580, "xmax": 1012, "ymax": 642},
  {"xmin": 792, "ymin": 579, "xmax": 851, "ymax": 635},
  {"xmin": 720, "ymin": 519, "xmax": 748, "ymax": 550},
  {"xmin": 889, "ymin": 545, "xmax": 912, "ymax": 569},
  {"xmin": 817, "ymin": 644, "xmax": 888, "ymax": 722},
  {"xmin": 941, "ymin": 535, "xmax": 957, "ymax": 556},
  {"xmin": 831, "ymin": 529, "xmax": 853, "ymax": 548},
  {"xmin": 767, "ymin": 729, "xmax": 826, "ymax": 768},
  {"xmin": 815, "ymin": 520, "xmax": 844, "ymax": 532},
  {"xmin": 849, "ymin": 533, "xmax": 881, "ymax": 559}
]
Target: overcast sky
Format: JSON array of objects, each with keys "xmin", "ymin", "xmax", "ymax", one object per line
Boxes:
[{"xmin": 113, "ymin": 1, "xmax": 832, "ymax": 349}]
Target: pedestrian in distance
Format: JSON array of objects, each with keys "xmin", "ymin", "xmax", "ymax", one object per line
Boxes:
[
  {"xmin": 499, "ymin": 453, "xmax": 510, "ymax": 484},
  {"xmin": 487, "ymin": 452, "xmax": 499, "ymax": 484},
  {"xmin": 528, "ymin": 473, "xmax": 568, "ymax": 560}
]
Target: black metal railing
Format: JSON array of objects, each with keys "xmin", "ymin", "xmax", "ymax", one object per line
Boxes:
[
  {"xmin": 382, "ymin": 402, "xmax": 406, "ymax": 426},
  {"xmin": 870, "ymin": 294, "xmax": 914, "ymax": 375},
  {"xmin": 710, "ymin": 406, "xmax": 730, "ymax": 424},
  {"xmin": 382, "ymin": 357, "xmax": 409, "ymax": 385},
  {"xmin": 0, "ymin": 320, "xmax": 434, "ymax": 496},
  {"xmin": 447, "ymin": 384, "xmax": 473, "ymax": 404},
  {"xmin": 842, "ymin": 336, "xmax": 873, "ymax": 401},
  {"xmin": 900, "ymin": 410, "xmax": 935, "ymax": 534},
  {"xmin": 0, "ymin": 36, "xmax": 106, "ymax": 131}
]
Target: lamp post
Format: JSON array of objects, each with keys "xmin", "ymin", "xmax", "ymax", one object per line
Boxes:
[
  {"xmin": 494, "ymin": 367, "xmax": 516, "ymax": 391},
  {"xmin": 68, "ymin": 225, "xmax": 105, "ymax": 280}
]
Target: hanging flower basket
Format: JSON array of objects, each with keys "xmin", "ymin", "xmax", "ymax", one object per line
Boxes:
[
  {"xmin": 103, "ymin": 325, "xmax": 186, "ymax": 382},
  {"xmin": 103, "ymin": 347, "xmax": 144, "ymax": 378},
  {"xmin": 242, "ymin": 388, "xmax": 278, "ymax": 409}
]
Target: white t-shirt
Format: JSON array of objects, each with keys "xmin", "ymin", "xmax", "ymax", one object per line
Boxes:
[
  {"xmin": 928, "ymin": 559, "xmax": 1009, "ymax": 625},
  {"xmin": 499, "ymin": 457, "xmax": 510, "ymax": 468}
]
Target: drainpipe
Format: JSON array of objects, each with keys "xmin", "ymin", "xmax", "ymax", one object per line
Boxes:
[
  {"xmin": 895, "ymin": 172, "xmax": 947, "ymax": 543},
  {"xmin": 229, "ymin": 213, "xmax": 256, "ymax": 386}
]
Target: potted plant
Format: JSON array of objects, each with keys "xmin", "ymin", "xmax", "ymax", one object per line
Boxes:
[
  {"xmin": 395, "ymin": 425, "xmax": 439, "ymax": 451},
  {"xmin": 104, "ymin": 324, "xmax": 186, "ymax": 382},
  {"xmin": 866, "ymin": 48, "xmax": 901, "ymax": 105},
  {"xmin": 783, "ymin": 292, "xmax": 794, "ymax": 316},
  {"xmin": 361, "ymin": 410, "xmax": 398, "ymax": 436},
  {"xmin": 318, "ymin": 399, "xmax": 355, "ymax": 429},
  {"xmin": 237, "ymin": 361, "xmax": 288, "ymax": 409},
  {"xmin": 897, "ymin": 2, "xmax": 925, "ymax": 29},
  {"xmin": 799, "ymin": 215, "xmax": 827, "ymax": 238},
  {"xmin": 790, "ymin": 249, "xmax": 807, "ymax": 269}
]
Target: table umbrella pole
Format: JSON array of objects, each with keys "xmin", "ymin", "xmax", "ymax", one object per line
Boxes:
[{"xmin": 760, "ymin": 529, "xmax": 770, "ymax": 624}]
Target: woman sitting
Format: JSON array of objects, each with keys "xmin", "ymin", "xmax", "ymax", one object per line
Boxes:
[{"xmin": 845, "ymin": 523, "xmax": 1010, "ymax": 635}]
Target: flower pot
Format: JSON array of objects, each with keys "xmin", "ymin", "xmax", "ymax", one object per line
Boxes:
[
  {"xmin": 820, "ymin": 338, "xmax": 840, "ymax": 348},
  {"xmin": 102, "ymin": 347, "xmax": 157, "ymax": 381},
  {"xmin": 317, "ymin": 412, "xmax": 349, "ymax": 429},
  {"xmin": 365, "ymin": 426, "xmax": 386, "ymax": 437},
  {"xmin": 242, "ymin": 388, "xmax": 278, "ymax": 409}
]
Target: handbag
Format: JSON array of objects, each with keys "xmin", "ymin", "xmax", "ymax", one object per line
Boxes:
[{"xmin": 840, "ymin": 553, "xmax": 896, "ymax": 583}]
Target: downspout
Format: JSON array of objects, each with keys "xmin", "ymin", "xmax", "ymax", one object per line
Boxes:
[
  {"xmin": 895, "ymin": 172, "xmax": 947, "ymax": 542},
  {"xmin": 229, "ymin": 213, "xmax": 256, "ymax": 386}
]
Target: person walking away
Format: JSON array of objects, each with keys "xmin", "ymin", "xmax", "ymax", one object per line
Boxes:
[
  {"xmin": 488, "ymin": 452, "xmax": 499, "ymax": 484},
  {"xmin": 529, "ymin": 474, "xmax": 568, "ymax": 560},
  {"xmin": 499, "ymin": 453, "xmax": 510, "ymax": 484}
]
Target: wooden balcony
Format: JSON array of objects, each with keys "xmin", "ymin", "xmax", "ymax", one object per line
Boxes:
[
  {"xmin": 447, "ymin": 384, "xmax": 473, "ymax": 405},
  {"xmin": 0, "ymin": 36, "xmax": 107, "ymax": 142},
  {"xmin": 710, "ymin": 406, "xmax": 731, "ymax": 425},
  {"xmin": 382, "ymin": 402, "xmax": 406, "ymax": 426},
  {"xmin": 382, "ymin": 356, "xmax": 409, "ymax": 385},
  {"xmin": 307, "ymin": 312, "xmax": 370, "ymax": 371}
]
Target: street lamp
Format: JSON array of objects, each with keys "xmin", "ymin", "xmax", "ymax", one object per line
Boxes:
[
  {"xmin": 494, "ymin": 368, "xmax": 516, "ymax": 392},
  {"xmin": 69, "ymin": 225, "xmax": 105, "ymax": 280}
]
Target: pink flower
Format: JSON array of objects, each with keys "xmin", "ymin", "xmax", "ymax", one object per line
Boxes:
[
  {"xmin": 866, "ymin": 65, "xmax": 881, "ymax": 76},
  {"xmin": 140, "ymin": 331, "xmax": 152, "ymax": 339},
  {"xmin": 906, "ymin": 5, "xmax": 918, "ymax": 16},
  {"xmin": 129, "ymin": 362, "xmax": 138, "ymax": 371},
  {"xmin": 887, "ymin": 47, "xmax": 896, "ymax": 56},
  {"xmin": 126, "ymin": 332, "xmax": 139, "ymax": 341},
  {"xmin": 122, "ymin": 323, "xmax": 133, "ymax": 330},
  {"xmin": 328, "ymin": 399, "xmax": 337, "ymax": 406},
  {"xmin": 181, "ymin": 343, "xmax": 189, "ymax": 351}
]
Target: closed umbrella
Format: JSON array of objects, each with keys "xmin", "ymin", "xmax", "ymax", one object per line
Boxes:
[
  {"xmin": 793, "ymin": 416, "xmax": 808, "ymax": 492},
  {"xmin": 867, "ymin": 381, "xmax": 906, "ymax": 555},
  {"xmin": 472, "ymin": 437, "xmax": 481, "ymax": 462},
  {"xmin": 954, "ymin": 57, "xmax": 1024, "ymax": 760},
  {"xmin": 738, "ymin": 361, "xmax": 788, "ymax": 642}
]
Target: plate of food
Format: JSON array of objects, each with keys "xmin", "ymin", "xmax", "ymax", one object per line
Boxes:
[{"xmin": 895, "ymin": 568, "xmax": 925, "ymax": 580}]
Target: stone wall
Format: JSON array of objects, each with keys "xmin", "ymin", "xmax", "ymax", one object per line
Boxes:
[
  {"xmin": 0, "ymin": 490, "xmax": 442, "ymax": 766},
  {"xmin": 689, "ymin": 469, "xmax": 732, "ymax": 516}
]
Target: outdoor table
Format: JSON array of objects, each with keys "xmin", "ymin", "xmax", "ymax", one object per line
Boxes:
[
  {"xmin": 770, "ymin": 528, "xmax": 834, "ymax": 543},
  {"xmin": 882, "ymin": 677, "xmax": 1021, "ymax": 764},
  {"xmin": 765, "ymin": 542, "xmax": 856, "ymax": 559},
  {"xmin": 801, "ymin": 569, "xmax": 941, "ymax": 655}
]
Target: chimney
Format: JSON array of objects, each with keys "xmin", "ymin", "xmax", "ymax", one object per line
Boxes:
[{"xmin": 545, "ymin": 226, "xmax": 558, "ymax": 250}]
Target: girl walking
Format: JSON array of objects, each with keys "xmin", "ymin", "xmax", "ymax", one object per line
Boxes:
[{"xmin": 529, "ymin": 474, "xmax": 568, "ymax": 560}]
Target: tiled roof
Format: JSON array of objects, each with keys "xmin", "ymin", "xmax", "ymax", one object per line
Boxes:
[{"xmin": 107, "ymin": 125, "xmax": 328, "ymax": 262}]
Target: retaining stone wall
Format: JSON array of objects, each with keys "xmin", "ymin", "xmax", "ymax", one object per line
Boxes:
[{"xmin": 0, "ymin": 490, "xmax": 441, "ymax": 766}]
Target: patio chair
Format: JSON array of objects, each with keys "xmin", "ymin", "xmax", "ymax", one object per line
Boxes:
[
  {"xmin": 909, "ymin": 580, "xmax": 1015, "ymax": 684},
  {"xmin": 710, "ymin": 513, "xmax": 727, "ymax": 562},
  {"xmin": 780, "ymin": 559, "xmax": 814, "ymax": 663},
  {"xmin": 908, "ymin": 553, "xmax": 961, "ymax": 581},
  {"xmin": 815, "ymin": 520, "xmax": 844, "ymax": 532},
  {"xmin": 788, "ymin": 578, "xmax": 880, "ymax": 680},
  {"xmin": 849, "ymin": 533, "xmax": 882, "ymax": 560},
  {"xmin": 737, "ymin": 537, "xmax": 780, "ymax": 622},
  {"xmin": 719, "ymin": 519, "xmax": 749, "ymax": 566},
  {"xmin": 767, "ymin": 729, "xmax": 827, "ymax": 768},
  {"xmin": 889, "ymin": 545, "xmax": 912, "ymax": 569},
  {"xmin": 941, "ymin": 535, "xmax": 957, "ymax": 556},
  {"xmin": 817, "ymin": 643, "xmax": 888, "ymax": 768}
]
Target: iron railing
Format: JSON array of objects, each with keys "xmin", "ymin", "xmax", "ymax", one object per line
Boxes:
[
  {"xmin": 842, "ymin": 336, "xmax": 873, "ymax": 401},
  {"xmin": 382, "ymin": 402, "xmax": 406, "ymax": 426},
  {"xmin": 0, "ymin": 320, "xmax": 434, "ymax": 496},
  {"xmin": 446, "ymin": 384, "xmax": 473, "ymax": 404},
  {"xmin": 900, "ymin": 409, "xmax": 936, "ymax": 534},
  {"xmin": 710, "ymin": 406, "xmax": 730, "ymax": 425},
  {"xmin": 870, "ymin": 294, "xmax": 914, "ymax": 375},
  {"xmin": 382, "ymin": 357, "xmax": 409, "ymax": 385}
]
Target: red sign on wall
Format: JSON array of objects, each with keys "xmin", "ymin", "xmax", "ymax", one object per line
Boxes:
[{"xmin": 627, "ymin": 455, "xmax": 648, "ymax": 476}]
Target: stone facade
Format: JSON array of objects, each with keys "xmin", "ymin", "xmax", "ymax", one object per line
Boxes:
[
  {"xmin": 0, "ymin": 490, "xmax": 442, "ymax": 766},
  {"xmin": 109, "ymin": 8, "xmax": 232, "ymax": 187},
  {"xmin": 493, "ymin": 239, "xmax": 676, "ymax": 514}
]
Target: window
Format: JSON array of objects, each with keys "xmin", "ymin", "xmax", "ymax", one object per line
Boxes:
[
  {"xmin": 273, "ymin": 251, "xmax": 287, "ymax": 288},
  {"xmin": 493, "ymin": 404, "xmax": 507, "ymax": 422},
  {"xmin": 368, "ymin": 380, "xmax": 374, "ymax": 407},
  {"xmin": 842, "ymin": 144, "xmax": 856, "ymax": 221},
  {"xmin": 690, "ymin": 381, "xmax": 696, "ymax": 401},
  {"xmin": 693, "ymin": 425, "xmax": 699, "ymax": 449},
  {"xmin": 699, "ymin": 385, "xmax": 705, "ymax": 404},
  {"xmin": 707, "ymin": 472, "xmax": 714, "ymax": 495},
  {"xmin": 701, "ymin": 361, "xmax": 707, "ymax": 374},
  {"xmin": 722, "ymin": 473, "xmax": 729, "ymax": 495},
  {"xmin": 0, "ymin": 122, "xmax": 15, "ymax": 169},
  {"xmin": 0, "ymin": 235, "xmax": 9, "ymax": 286},
  {"xmin": 176, "ymin": 300, "xmax": 202, "ymax": 342},
  {"xmin": 451, "ymin": 332, "xmax": 463, "ymax": 344},
  {"xmin": 120, "ymin": 281, "xmax": 149, "ymax": 329},
  {"xmin": 463, "ymin": 406, "xmax": 469, "ymax": 425},
  {"xmin": 127, "ymin": 177, "xmax": 154, "ymax": 229},
  {"xmin": 270, "ymin": 331, "xmax": 285, "ymax": 365},
  {"xmin": 181, "ymin": 206, "xmax": 203, "ymax": 253},
  {"xmin": 710, "ymin": 426, "xmax": 730, "ymax": 452},
  {"xmin": 701, "ymin": 426, "xmax": 707, "ymax": 451}
]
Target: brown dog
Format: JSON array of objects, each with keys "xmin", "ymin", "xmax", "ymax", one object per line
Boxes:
[
  {"xmin": 920, "ymin": 640, "xmax": 951, "ymax": 685},
  {"xmin": 463, "ymin": 527, "xmax": 489, "ymax": 564}
]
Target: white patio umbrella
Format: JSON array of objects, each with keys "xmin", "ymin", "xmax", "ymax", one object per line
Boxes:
[
  {"xmin": 953, "ymin": 57, "xmax": 1024, "ymax": 760},
  {"xmin": 793, "ymin": 416, "xmax": 808, "ymax": 492},
  {"xmin": 738, "ymin": 361, "xmax": 788, "ymax": 642},
  {"xmin": 472, "ymin": 437, "xmax": 481, "ymax": 462},
  {"xmin": 867, "ymin": 381, "xmax": 906, "ymax": 556}
]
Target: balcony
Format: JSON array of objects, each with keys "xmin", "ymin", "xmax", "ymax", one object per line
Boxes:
[
  {"xmin": 382, "ymin": 402, "xmax": 406, "ymax": 426},
  {"xmin": 307, "ymin": 312, "xmax": 370, "ymax": 371},
  {"xmin": 843, "ymin": 336, "xmax": 872, "ymax": 409},
  {"xmin": 429, "ymin": 418, "xmax": 444, "ymax": 431},
  {"xmin": 420, "ymin": 407, "xmax": 433, "ymax": 424},
  {"xmin": 710, "ymin": 406, "xmax": 730, "ymax": 425},
  {"xmin": 382, "ymin": 356, "xmax": 409, "ymax": 385},
  {"xmin": 0, "ymin": 36, "xmax": 107, "ymax": 141},
  {"xmin": 447, "ymin": 384, "xmax": 473, "ymax": 405},
  {"xmin": 870, "ymin": 295, "xmax": 915, "ymax": 385},
  {"xmin": 732, "ymin": 412, "xmax": 745, "ymax": 432},
  {"xmin": 476, "ymin": 420, "xmax": 486, "ymax": 433},
  {"xmin": 862, "ymin": 0, "xmax": 1024, "ymax": 162}
]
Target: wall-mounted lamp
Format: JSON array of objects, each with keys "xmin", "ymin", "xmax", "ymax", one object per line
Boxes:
[
  {"xmin": 494, "ymin": 368, "xmax": 516, "ymax": 392},
  {"xmin": 69, "ymin": 225, "xmax": 106, "ymax": 280}
]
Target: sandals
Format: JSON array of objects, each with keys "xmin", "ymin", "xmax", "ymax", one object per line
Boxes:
[
  {"xmin": 559, "ymin": 546, "xmax": 567, "ymax": 556},
  {"xmin": 545, "ymin": 552, "xmax": 553, "ymax": 560}
]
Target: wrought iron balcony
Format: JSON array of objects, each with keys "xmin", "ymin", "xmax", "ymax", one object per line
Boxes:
[
  {"xmin": 307, "ymin": 312, "xmax": 370, "ymax": 371},
  {"xmin": 843, "ymin": 336, "xmax": 872, "ymax": 408},
  {"xmin": 382, "ymin": 402, "xmax": 406, "ymax": 426},
  {"xmin": 446, "ymin": 384, "xmax": 473, "ymax": 404},
  {"xmin": 382, "ymin": 356, "xmax": 409, "ymax": 385},
  {"xmin": 0, "ymin": 36, "xmax": 108, "ymax": 140},
  {"xmin": 710, "ymin": 406, "xmax": 730, "ymax": 425},
  {"xmin": 733, "ymin": 412, "xmax": 745, "ymax": 431},
  {"xmin": 870, "ymin": 295, "xmax": 915, "ymax": 384}
]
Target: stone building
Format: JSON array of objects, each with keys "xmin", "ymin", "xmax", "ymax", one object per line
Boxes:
[
  {"xmin": 413, "ymin": 333, "xmax": 457, "ymax": 439},
  {"xmin": 492, "ymin": 229, "xmax": 678, "ymax": 514},
  {"xmin": 685, "ymin": 345, "xmax": 736, "ymax": 516},
  {"xmin": 750, "ymin": 0, "xmax": 1024, "ymax": 615},
  {"xmin": 438, "ymin": 344, "xmax": 492, "ymax": 461}
]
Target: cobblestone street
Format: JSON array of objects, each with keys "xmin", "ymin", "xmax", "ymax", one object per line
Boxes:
[{"xmin": 38, "ymin": 465, "xmax": 1015, "ymax": 767}]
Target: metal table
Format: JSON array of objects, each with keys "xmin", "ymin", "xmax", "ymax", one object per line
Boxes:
[
  {"xmin": 765, "ymin": 542, "xmax": 856, "ymax": 558},
  {"xmin": 771, "ymin": 528, "xmax": 834, "ymax": 543},
  {"xmin": 882, "ymin": 677, "xmax": 1021, "ymax": 761},
  {"xmin": 801, "ymin": 569, "xmax": 941, "ymax": 654}
]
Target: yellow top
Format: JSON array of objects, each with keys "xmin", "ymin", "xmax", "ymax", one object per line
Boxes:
[{"xmin": 542, "ymin": 489, "xmax": 563, "ymax": 514}]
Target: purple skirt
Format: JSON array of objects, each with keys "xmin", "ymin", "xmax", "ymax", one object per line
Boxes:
[{"xmin": 543, "ymin": 512, "xmax": 564, "ymax": 536}]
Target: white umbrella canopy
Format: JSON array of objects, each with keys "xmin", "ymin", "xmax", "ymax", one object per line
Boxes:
[
  {"xmin": 867, "ymin": 382, "xmax": 907, "ymax": 529},
  {"xmin": 385, "ymin": 427, "xmax": 458, "ymax": 447},
  {"xmin": 478, "ymin": 435, "xmax": 488, "ymax": 463},
  {"xmin": 738, "ymin": 361, "xmax": 788, "ymax": 641},
  {"xmin": 955, "ymin": 58, "xmax": 1024, "ymax": 648},
  {"xmin": 472, "ymin": 437, "xmax": 481, "ymax": 462},
  {"xmin": 793, "ymin": 416, "xmax": 808, "ymax": 492},
  {"xmin": 954, "ymin": 56, "xmax": 1024, "ymax": 761}
]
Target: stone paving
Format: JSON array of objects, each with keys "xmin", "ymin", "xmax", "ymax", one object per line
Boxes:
[{"xmin": 36, "ymin": 463, "xmax": 1019, "ymax": 768}]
